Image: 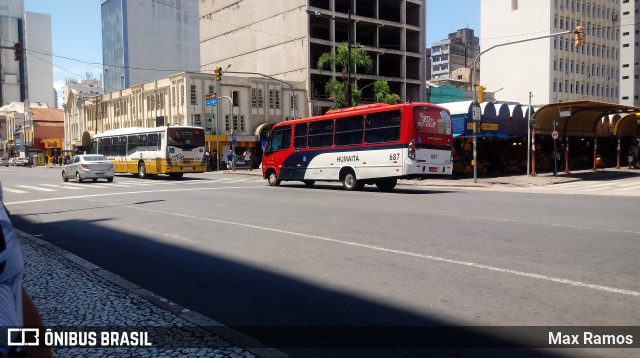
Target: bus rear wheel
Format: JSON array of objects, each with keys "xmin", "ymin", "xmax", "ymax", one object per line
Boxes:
[
  {"xmin": 375, "ymin": 178, "xmax": 397, "ymax": 192},
  {"xmin": 267, "ymin": 171, "xmax": 280, "ymax": 186},
  {"xmin": 138, "ymin": 162, "xmax": 146, "ymax": 179},
  {"xmin": 342, "ymin": 171, "xmax": 363, "ymax": 191}
]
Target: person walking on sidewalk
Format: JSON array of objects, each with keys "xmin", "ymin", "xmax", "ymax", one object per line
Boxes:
[
  {"xmin": 226, "ymin": 151, "xmax": 233, "ymax": 171},
  {"xmin": 0, "ymin": 182, "xmax": 51, "ymax": 358},
  {"xmin": 551, "ymin": 148, "xmax": 561, "ymax": 176},
  {"xmin": 243, "ymin": 149, "xmax": 251, "ymax": 171}
]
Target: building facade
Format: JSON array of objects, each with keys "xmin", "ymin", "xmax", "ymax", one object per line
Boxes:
[
  {"xmin": 63, "ymin": 72, "xmax": 307, "ymax": 162},
  {"xmin": 481, "ymin": 0, "xmax": 620, "ymax": 106},
  {"xmin": 430, "ymin": 28, "xmax": 480, "ymax": 80},
  {"xmin": 199, "ymin": 0, "xmax": 426, "ymax": 115},
  {"xmin": 62, "ymin": 79, "xmax": 104, "ymax": 106},
  {"xmin": 24, "ymin": 11, "xmax": 55, "ymax": 108},
  {"xmin": 101, "ymin": 0, "xmax": 200, "ymax": 92},
  {"xmin": 619, "ymin": 0, "xmax": 639, "ymax": 106}
]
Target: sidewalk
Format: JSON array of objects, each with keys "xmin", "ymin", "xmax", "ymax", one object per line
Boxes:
[
  {"xmin": 18, "ymin": 231, "xmax": 284, "ymax": 358},
  {"xmin": 222, "ymin": 166, "xmax": 640, "ymax": 188}
]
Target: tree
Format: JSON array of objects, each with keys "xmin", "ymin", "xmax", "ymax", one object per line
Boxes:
[
  {"xmin": 317, "ymin": 42, "xmax": 373, "ymax": 108},
  {"xmin": 373, "ymin": 80, "xmax": 402, "ymax": 105}
]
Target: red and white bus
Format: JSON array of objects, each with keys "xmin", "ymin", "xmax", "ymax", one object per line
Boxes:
[{"xmin": 262, "ymin": 102, "xmax": 453, "ymax": 191}]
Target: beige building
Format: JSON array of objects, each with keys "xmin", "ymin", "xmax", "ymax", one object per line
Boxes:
[
  {"xmin": 199, "ymin": 0, "xmax": 426, "ymax": 115},
  {"xmin": 63, "ymin": 72, "xmax": 307, "ymax": 158},
  {"xmin": 480, "ymin": 0, "xmax": 620, "ymax": 106}
]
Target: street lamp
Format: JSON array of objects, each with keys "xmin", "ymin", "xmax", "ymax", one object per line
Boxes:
[{"xmin": 306, "ymin": 8, "xmax": 352, "ymax": 107}]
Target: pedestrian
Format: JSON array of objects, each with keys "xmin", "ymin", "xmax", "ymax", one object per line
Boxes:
[
  {"xmin": 632, "ymin": 143, "xmax": 640, "ymax": 169},
  {"xmin": 209, "ymin": 152, "xmax": 215, "ymax": 171},
  {"xmin": 0, "ymin": 182, "xmax": 51, "ymax": 358},
  {"xmin": 226, "ymin": 151, "xmax": 233, "ymax": 171},
  {"xmin": 203, "ymin": 151, "xmax": 211, "ymax": 171},
  {"xmin": 551, "ymin": 147, "xmax": 561, "ymax": 176},
  {"xmin": 243, "ymin": 149, "xmax": 251, "ymax": 171},
  {"xmin": 628, "ymin": 145, "xmax": 635, "ymax": 169},
  {"xmin": 232, "ymin": 152, "xmax": 238, "ymax": 171}
]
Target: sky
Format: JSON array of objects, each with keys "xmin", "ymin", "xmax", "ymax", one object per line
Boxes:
[{"xmin": 24, "ymin": 0, "xmax": 480, "ymax": 107}]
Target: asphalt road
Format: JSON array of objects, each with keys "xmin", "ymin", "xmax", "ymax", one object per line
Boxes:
[{"xmin": 2, "ymin": 166, "xmax": 638, "ymax": 357}]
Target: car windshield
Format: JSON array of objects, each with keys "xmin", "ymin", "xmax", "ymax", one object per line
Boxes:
[{"xmin": 83, "ymin": 155, "xmax": 109, "ymax": 161}]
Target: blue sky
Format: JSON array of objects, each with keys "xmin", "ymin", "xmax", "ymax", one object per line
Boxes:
[{"xmin": 24, "ymin": 0, "xmax": 480, "ymax": 105}]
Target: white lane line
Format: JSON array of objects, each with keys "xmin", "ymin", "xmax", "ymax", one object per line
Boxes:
[
  {"xmin": 16, "ymin": 185, "xmax": 56, "ymax": 192},
  {"xmin": 131, "ymin": 206, "xmax": 640, "ymax": 298},
  {"xmin": 3, "ymin": 188, "xmax": 28, "ymax": 194},
  {"xmin": 5, "ymin": 186, "xmax": 264, "ymax": 206},
  {"xmin": 41, "ymin": 184, "xmax": 84, "ymax": 190}
]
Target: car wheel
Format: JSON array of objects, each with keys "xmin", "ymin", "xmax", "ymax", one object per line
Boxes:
[
  {"xmin": 138, "ymin": 162, "xmax": 146, "ymax": 179},
  {"xmin": 267, "ymin": 171, "xmax": 280, "ymax": 186},
  {"xmin": 92, "ymin": 178, "xmax": 98, "ymax": 182},
  {"xmin": 303, "ymin": 180, "xmax": 315, "ymax": 187},
  {"xmin": 342, "ymin": 171, "xmax": 362, "ymax": 191},
  {"xmin": 107, "ymin": 177, "xmax": 114, "ymax": 183},
  {"xmin": 62, "ymin": 171, "xmax": 68, "ymax": 182},
  {"xmin": 76, "ymin": 172, "xmax": 83, "ymax": 183}
]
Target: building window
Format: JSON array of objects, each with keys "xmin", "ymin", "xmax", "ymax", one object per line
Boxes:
[
  {"xmin": 251, "ymin": 88, "xmax": 264, "ymax": 108},
  {"xmin": 190, "ymin": 85, "xmax": 196, "ymax": 105},
  {"xmin": 269, "ymin": 89, "xmax": 280, "ymax": 109},
  {"xmin": 290, "ymin": 94, "xmax": 298, "ymax": 114},
  {"xmin": 232, "ymin": 91, "xmax": 240, "ymax": 106}
]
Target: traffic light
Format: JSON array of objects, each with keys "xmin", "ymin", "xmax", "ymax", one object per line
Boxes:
[
  {"xmin": 13, "ymin": 42, "xmax": 22, "ymax": 61},
  {"xmin": 476, "ymin": 85, "xmax": 485, "ymax": 103},
  {"xmin": 574, "ymin": 25, "xmax": 585, "ymax": 48},
  {"xmin": 215, "ymin": 66, "xmax": 222, "ymax": 81}
]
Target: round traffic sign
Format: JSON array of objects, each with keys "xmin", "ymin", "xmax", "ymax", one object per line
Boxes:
[{"xmin": 551, "ymin": 130, "xmax": 559, "ymax": 140}]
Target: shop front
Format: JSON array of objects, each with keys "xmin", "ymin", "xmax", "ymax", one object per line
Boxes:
[{"xmin": 42, "ymin": 137, "xmax": 62, "ymax": 165}]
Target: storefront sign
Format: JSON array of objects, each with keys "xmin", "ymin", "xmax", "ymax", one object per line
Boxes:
[{"xmin": 43, "ymin": 138, "xmax": 62, "ymax": 148}]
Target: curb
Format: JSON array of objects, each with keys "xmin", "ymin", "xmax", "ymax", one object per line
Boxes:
[{"xmin": 18, "ymin": 230, "xmax": 287, "ymax": 358}]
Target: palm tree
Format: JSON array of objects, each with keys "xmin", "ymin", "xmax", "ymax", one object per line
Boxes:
[{"xmin": 317, "ymin": 42, "xmax": 373, "ymax": 108}]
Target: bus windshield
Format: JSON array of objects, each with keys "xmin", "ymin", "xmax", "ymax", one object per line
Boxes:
[
  {"xmin": 413, "ymin": 106, "xmax": 451, "ymax": 135},
  {"xmin": 167, "ymin": 127, "xmax": 205, "ymax": 149}
]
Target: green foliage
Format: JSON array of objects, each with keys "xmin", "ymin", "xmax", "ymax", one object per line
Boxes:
[
  {"xmin": 373, "ymin": 80, "xmax": 402, "ymax": 105},
  {"xmin": 318, "ymin": 42, "xmax": 373, "ymax": 108}
]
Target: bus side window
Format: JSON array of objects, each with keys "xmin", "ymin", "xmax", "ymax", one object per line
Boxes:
[
  {"xmin": 127, "ymin": 135, "xmax": 138, "ymax": 155},
  {"xmin": 335, "ymin": 115, "xmax": 364, "ymax": 146},
  {"xmin": 118, "ymin": 136, "xmax": 127, "ymax": 156},
  {"xmin": 148, "ymin": 133, "xmax": 159, "ymax": 150},
  {"xmin": 294, "ymin": 123, "xmax": 307, "ymax": 149},
  {"xmin": 101, "ymin": 137, "xmax": 112, "ymax": 156},
  {"xmin": 137, "ymin": 134, "xmax": 148, "ymax": 151},
  {"xmin": 365, "ymin": 110, "xmax": 401, "ymax": 144},
  {"xmin": 308, "ymin": 120, "xmax": 333, "ymax": 148}
]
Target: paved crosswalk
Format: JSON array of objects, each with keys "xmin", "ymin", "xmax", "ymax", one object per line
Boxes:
[
  {"xmin": 521, "ymin": 178, "xmax": 640, "ymax": 195},
  {"xmin": 3, "ymin": 176, "xmax": 266, "ymax": 195}
]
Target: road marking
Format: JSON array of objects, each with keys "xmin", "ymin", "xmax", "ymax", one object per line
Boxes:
[
  {"xmin": 16, "ymin": 185, "xmax": 56, "ymax": 192},
  {"xmin": 4, "ymin": 186, "xmax": 264, "ymax": 206},
  {"xmin": 137, "ymin": 227, "xmax": 198, "ymax": 243},
  {"xmin": 42, "ymin": 184, "xmax": 84, "ymax": 190},
  {"xmin": 131, "ymin": 207, "xmax": 640, "ymax": 298},
  {"xmin": 3, "ymin": 188, "xmax": 27, "ymax": 194}
]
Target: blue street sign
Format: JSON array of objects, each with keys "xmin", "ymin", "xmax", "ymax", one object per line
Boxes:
[{"xmin": 206, "ymin": 97, "xmax": 218, "ymax": 107}]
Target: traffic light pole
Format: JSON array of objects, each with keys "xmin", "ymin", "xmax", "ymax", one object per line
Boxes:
[{"xmin": 471, "ymin": 28, "xmax": 577, "ymax": 182}]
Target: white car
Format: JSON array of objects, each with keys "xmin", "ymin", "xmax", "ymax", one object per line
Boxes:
[{"xmin": 62, "ymin": 154, "xmax": 114, "ymax": 182}]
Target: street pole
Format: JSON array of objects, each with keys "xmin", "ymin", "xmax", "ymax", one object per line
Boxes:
[
  {"xmin": 527, "ymin": 92, "xmax": 532, "ymax": 176},
  {"xmin": 219, "ymin": 95, "xmax": 233, "ymax": 170},
  {"xmin": 471, "ymin": 28, "xmax": 576, "ymax": 181},
  {"xmin": 346, "ymin": 8, "xmax": 352, "ymax": 107}
]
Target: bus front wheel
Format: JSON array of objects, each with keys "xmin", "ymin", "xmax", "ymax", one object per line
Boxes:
[
  {"xmin": 169, "ymin": 173, "xmax": 183, "ymax": 179},
  {"xmin": 342, "ymin": 171, "xmax": 363, "ymax": 191},
  {"xmin": 267, "ymin": 171, "xmax": 280, "ymax": 186},
  {"xmin": 138, "ymin": 162, "xmax": 146, "ymax": 179}
]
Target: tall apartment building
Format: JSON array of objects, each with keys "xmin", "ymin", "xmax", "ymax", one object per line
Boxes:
[
  {"xmin": 199, "ymin": 0, "xmax": 426, "ymax": 115},
  {"xmin": 0, "ymin": 0, "xmax": 54, "ymax": 107},
  {"xmin": 100, "ymin": 0, "xmax": 200, "ymax": 92},
  {"xmin": 481, "ymin": 0, "xmax": 620, "ymax": 106},
  {"xmin": 430, "ymin": 28, "xmax": 480, "ymax": 80},
  {"xmin": 620, "ymin": 0, "xmax": 639, "ymax": 106}
]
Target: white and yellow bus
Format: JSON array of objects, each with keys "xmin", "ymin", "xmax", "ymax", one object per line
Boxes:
[{"xmin": 91, "ymin": 126, "xmax": 206, "ymax": 179}]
